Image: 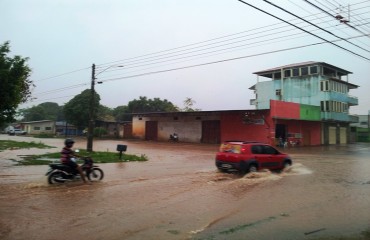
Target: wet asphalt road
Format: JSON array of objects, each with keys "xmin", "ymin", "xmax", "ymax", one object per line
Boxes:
[{"xmin": 0, "ymin": 135, "xmax": 370, "ymax": 240}]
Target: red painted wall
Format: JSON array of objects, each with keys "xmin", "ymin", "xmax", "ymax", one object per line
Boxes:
[
  {"xmin": 220, "ymin": 110, "xmax": 321, "ymax": 146},
  {"xmin": 220, "ymin": 111, "xmax": 273, "ymax": 144},
  {"xmin": 270, "ymin": 100, "xmax": 300, "ymax": 119}
]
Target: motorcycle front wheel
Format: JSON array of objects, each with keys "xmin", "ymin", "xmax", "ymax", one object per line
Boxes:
[
  {"xmin": 87, "ymin": 168, "xmax": 104, "ymax": 181},
  {"xmin": 48, "ymin": 171, "xmax": 65, "ymax": 184}
]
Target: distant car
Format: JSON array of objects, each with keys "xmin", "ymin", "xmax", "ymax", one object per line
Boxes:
[
  {"xmin": 8, "ymin": 129, "xmax": 27, "ymax": 135},
  {"xmin": 215, "ymin": 141, "xmax": 292, "ymax": 174}
]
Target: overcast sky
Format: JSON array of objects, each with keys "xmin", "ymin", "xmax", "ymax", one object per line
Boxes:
[{"xmin": 1, "ymin": 0, "xmax": 369, "ymax": 114}]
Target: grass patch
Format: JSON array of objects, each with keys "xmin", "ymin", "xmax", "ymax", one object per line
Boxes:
[
  {"xmin": 0, "ymin": 140, "xmax": 55, "ymax": 151},
  {"xmin": 16, "ymin": 149, "xmax": 148, "ymax": 165},
  {"xmin": 310, "ymin": 229, "xmax": 370, "ymax": 240}
]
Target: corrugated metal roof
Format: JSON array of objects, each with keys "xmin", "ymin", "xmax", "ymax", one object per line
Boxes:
[
  {"xmin": 253, "ymin": 61, "xmax": 352, "ymax": 75},
  {"xmin": 21, "ymin": 120, "xmax": 54, "ymax": 124}
]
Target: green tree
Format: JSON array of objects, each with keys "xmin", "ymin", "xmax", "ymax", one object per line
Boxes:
[
  {"xmin": 20, "ymin": 105, "xmax": 45, "ymax": 121},
  {"xmin": 127, "ymin": 96, "xmax": 178, "ymax": 113},
  {"xmin": 182, "ymin": 97, "xmax": 201, "ymax": 112},
  {"xmin": 113, "ymin": 105, "xmax": 130, "ymax": 122},
  {"xmin": 63, "ymin": 89, "xmax": 100, "ymax": 129},
  {"xmin": 0, "ymin": 41, "xmax": 33, "ymax": 126},
  {"xmin": 20, "ymin": 102, "xmax": 62, "ymax": 121},
  {"xmin": 97, "ymin": 105, "xmax": 114, "ymax": 121}
]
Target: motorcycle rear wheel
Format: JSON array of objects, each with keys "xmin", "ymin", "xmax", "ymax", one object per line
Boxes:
[
  {"xmin": 87, "ymin": 168, "xmax": 104, "ymax": 181},
  {"xmin": 48, "ymin": 171, "xmax": 65, "ymax": 184}
]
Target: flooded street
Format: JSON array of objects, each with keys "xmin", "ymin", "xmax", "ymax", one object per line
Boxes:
[{"xmin": 1, "ymin": 135, "xmax": 370, "ymax": 240}]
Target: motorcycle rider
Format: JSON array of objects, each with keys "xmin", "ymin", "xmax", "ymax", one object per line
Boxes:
[{"xmin": 60, "ymin": 138, "xmax": 88, "ymax": 184}]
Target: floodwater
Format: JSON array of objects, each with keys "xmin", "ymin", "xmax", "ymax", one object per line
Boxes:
[{"xmin": 1, "ymin": 135, "xmax": 370, "ymax": 240}]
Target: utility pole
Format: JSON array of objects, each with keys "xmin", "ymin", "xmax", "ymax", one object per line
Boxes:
[{"xmin": 87, "ymin": 63, "xmax": 96, "ymax": 152}]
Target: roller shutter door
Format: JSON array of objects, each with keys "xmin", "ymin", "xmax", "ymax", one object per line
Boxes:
[
  {"xmin": 329, "ymin": 127, "xmax": 336, "ymax": 144},
  {"xmin": 340, "ymin": 127, "xmax": 347, "ymax": 144},
  {"xmin": 145, "ymin": 121, "xmax": 158, "ymax": 141},
  {"xmin": 202, "ymin": 120, "xmax": 220, "ymax": 144}
]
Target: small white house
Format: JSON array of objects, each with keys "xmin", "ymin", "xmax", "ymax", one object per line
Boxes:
[{"xmin": 21, "ymin": 120, "xmax": 55, "ymax": 135}]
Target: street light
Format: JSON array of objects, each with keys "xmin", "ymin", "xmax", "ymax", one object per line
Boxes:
[{"xmin": 86, "ymin": 63, "xmax": 124, "ymax": 152}]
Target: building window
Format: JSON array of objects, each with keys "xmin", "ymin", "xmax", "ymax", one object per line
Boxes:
[
  {"xmin": 34, "ymin": 127, "xmax": 40, "ymax": 130},
  {"xmin": 321, "ymin": 101, "xmax": 347, "ymax": 113},
  {"xmin": 284, "ymin": 69, "xmax": 291, "ymax": 78},
  {"xmin": 273, "ymin": 72, "xmax": 281, "ymax": 79},
  {"xmin": 276, "ymin": 89, "xmax": 281, "ymax": 96},
  {"xmin": 45, "ymin": 127, "xmax": 52, "ymax": 130},
  {"xmin": 310, "ymin": 66, "xmax": 318, "ymax": 74},
  {"xmin": 320, "ymin": 80, "xmax": 329, "ymax": 91},
  {"xmin": 292, "ymin": 68, "xmax": 299, "ymax": 76},
  {"xmin": 301, "ymin": 67, "xmax": 308, "ymax": 76}
]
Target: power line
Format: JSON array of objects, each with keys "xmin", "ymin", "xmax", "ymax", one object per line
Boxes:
[
  {"xmin": 264, "ymin": 0, "xmax": 370, "ymax": 53},
  {"xmin": 292, "ymin": 0, "xmax": 370, "ymax": 48},
  {"xmin": 31, "ymin": 2, "xmax": 369, "ymax": 83},
  {"xmin": 33, "ymin": 67, "xmax": 91, "ymax": 82},
  {"xmin": 29, "ymin": 33, "xmax": 368, "ymax": 104},
  {"xmin": 34, "ymin": 83, "xmax": 89, "ymax": 96},
  {"xmin": 304, "ymin": 0, "xmax": 370, "ymax": 38},
  {"xmin": 29, "ymin": 2, "xmax": 370, "ymax": 102},
  {"xmin": 96, "ymin": 19, "xmax": 365, "ymax": 77},
  {"xmin": 99, "ymin": 34, "xmax": 368, "ymax": 84},
  {"xmin": 28, "ymin": 95, "xmax": 79, "ymax": 103},
  {"xmin": 325, "ymin": 0, "xmax": 370, "ymax": 32},
  {"xmin": 94, "ymin": 10, "xmax": 341, "ymax": 69},
  {"xmin": 236, "ymin": 0, "xmax": 370, "ymax": 61}
]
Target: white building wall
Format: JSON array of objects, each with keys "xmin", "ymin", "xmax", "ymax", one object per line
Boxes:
[{"xmin": 132, "ymin": 113, "xmax": 219, "ymax": 142}]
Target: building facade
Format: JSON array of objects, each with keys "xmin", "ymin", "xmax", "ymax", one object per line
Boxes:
[
  {"xmin": 21, "ymin": 120, "xmax": 55, "ymax": 135},
  {"xmin": 131, "ymin": 62, "xmax": 359, "ymax": 146},
  {"xmin": 251, "ymin": 61, "xmax": 359, "ymax": 145}
]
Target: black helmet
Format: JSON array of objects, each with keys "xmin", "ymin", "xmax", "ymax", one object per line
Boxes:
[{"xmin": 64, "ymin": 138, "xmax": 75, "ymax": 146}]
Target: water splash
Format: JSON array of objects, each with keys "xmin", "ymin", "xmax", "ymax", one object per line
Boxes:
[
  {"xmin": 282, "ymin": 163, "xmax": 313, "ymax": 176},
  {"xmin": 243, "ymin": 170, "xmax": 282, "ymax": 182}
]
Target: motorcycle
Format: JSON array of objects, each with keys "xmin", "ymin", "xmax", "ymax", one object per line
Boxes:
[
  {"xmin": 46, "ymin": 155, "xmax": 104, "ymax": 184},
  {"xmin": 169, "ymin": 133, "xmax": 179, "ymax": 142}
]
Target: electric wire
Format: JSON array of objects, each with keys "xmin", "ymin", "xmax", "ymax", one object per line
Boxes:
[
  {"xmin": 32, "ymin": 1, "xmax": 370, "ymax": 84},
  {"xmin": 98, "ymin": 34, "xmax": 366, "ymax": 84},
  {"xmin": 95, "ymin": 16, "xmax": 367, "ymax": 75},
  {"xmin": 32, "ymin": 2, "xmax": 369, "ymax": 82},
  {"xmin": 30, "ymin": 1, "xmax": 370, "ymax": 102},
  {"xmin": 324, "ymin": 0, "xmax": 370, "ymax": 32},
  {"xmin": 34, "ymin": 67, "xmax": 91, "ymax": 83},
  {"xmin": 306, "ymin": 0, "xmax": 370, "ymax": 38},
  {"xmin": 263, "ymin": 0, "xmax": 370, "ymax": 53},
  {"xmin": 35, "ymin": 83, "xmax": 89, "ymax": 96},
  {"xmin": 97, "ymin": 29, "xmax": 368, "ymax": 82},
  {"xmin": 29, "ymin": 95, "xmax": 80, "ymax": 103},
  {"xmin": 236, "ymin": 0, "xmax": 370, "ymax": 61},
  {"xmin": 94, "ymin": 9, "xmax": 346, "ymax": 70},
  {"xmin": 30, "ymin": 33, "xmax": 368, "ymax": 103},
  {"xmin": 322, "ymin": 0, "xmax": 370, "ymax": 31},
  {"xmin": 295, "ymin": 0, "xmax": 370, "ymax": 48}
]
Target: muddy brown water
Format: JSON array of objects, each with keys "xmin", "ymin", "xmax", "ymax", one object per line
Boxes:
[{"xmin": 1, "ymin": 135, "xmax": 370, "ymax": 240}]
